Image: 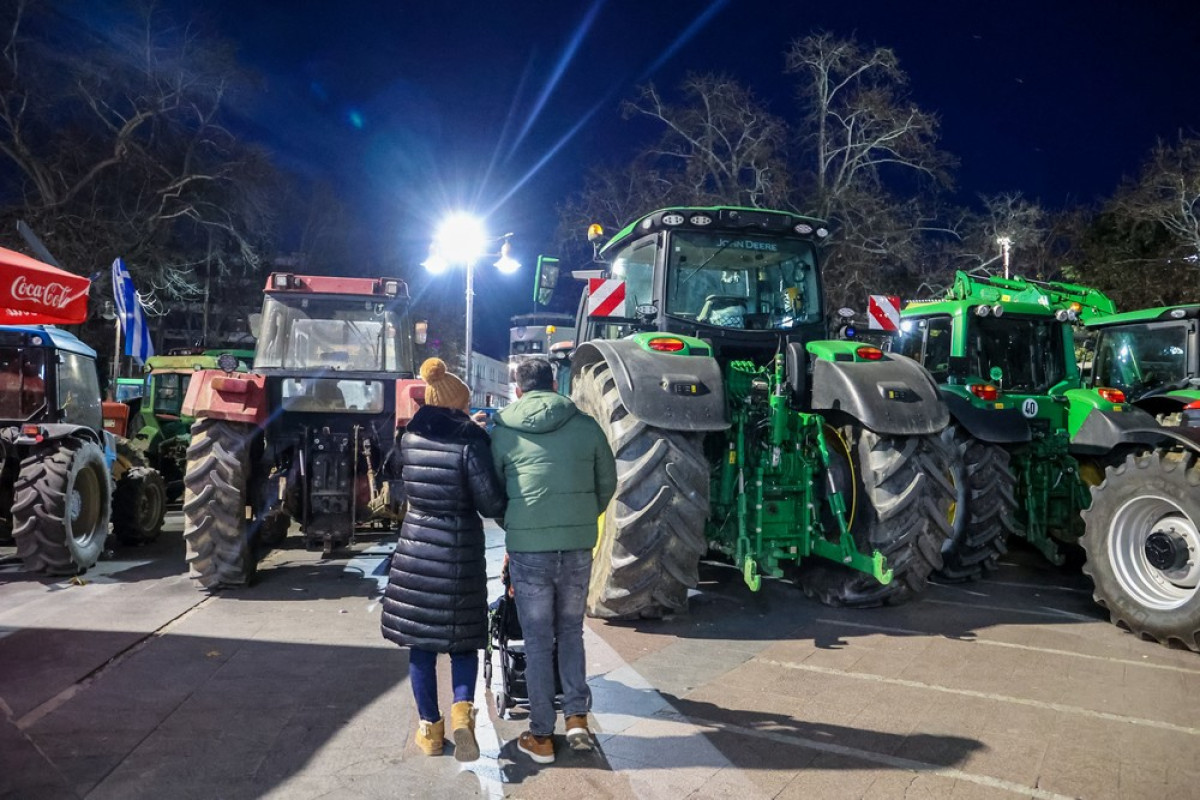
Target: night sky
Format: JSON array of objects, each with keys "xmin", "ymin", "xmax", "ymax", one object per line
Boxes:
[{"xmin": 168, "ymin": 0, "xmax": 1199, "ymax": 358}]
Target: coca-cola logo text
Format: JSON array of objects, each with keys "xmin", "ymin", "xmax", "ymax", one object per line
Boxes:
[{"xmin": 10, "ymin": 275, "xmax": 77, "ymax": 309}]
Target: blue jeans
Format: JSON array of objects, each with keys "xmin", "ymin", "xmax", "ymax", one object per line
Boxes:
[
  {"xmin": 408, "ymin": 648, "xmax": 478, "ymax": 723},
  {"xmin": 508, "ymin": 549, "xmax": 592, "ymax": 736}
]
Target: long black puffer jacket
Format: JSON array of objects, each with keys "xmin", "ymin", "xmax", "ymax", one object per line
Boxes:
[{"xmin": 381, "ymin": 405, "xmax": 506, "ymax": 652}]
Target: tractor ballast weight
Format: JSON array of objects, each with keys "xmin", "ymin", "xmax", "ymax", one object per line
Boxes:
[
  {"xmin": 180, "ymin": 273, "xmax": 422, "ymax": 590},
  {"xmin": 567, "ymin": 206, "xmax": 954, "ymax": 620}
]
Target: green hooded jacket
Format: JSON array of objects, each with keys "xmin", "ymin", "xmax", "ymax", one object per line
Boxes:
[{"xmin": 490, "ymin": 390, "xmax": 616, "ymax": 553}]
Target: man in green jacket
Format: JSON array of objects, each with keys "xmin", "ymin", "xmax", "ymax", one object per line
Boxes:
[{"xmin": 491, "ymin": 358, "xmax": 616, "ymax": 764}]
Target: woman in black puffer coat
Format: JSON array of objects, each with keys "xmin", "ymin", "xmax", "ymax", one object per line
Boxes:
[{"xmin": 381, "ymin": 358, "xmax": 505, "ymax": 761}]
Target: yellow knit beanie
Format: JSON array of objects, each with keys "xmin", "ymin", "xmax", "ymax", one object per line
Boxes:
[{"xmin": 420, "ymin": 357, "xmax": 471, "ymax": 412}]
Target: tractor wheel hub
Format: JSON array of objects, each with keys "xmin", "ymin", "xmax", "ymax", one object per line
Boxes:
[{"xmin": 1145, "ymin": 529, "xmax": 1190, "ymax": 572}]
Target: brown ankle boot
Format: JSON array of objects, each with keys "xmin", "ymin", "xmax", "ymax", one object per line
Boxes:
[
  {"xmin": 450, "ymin": 701, "xmax": 479, "ymax": 762},
  {"xmin": 415, "ymin": 717, "xmax": 444, "ymax": 756}
]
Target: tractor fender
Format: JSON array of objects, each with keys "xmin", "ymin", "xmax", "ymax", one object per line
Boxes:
[
  {"xmin": 943, "ymin": 392, "xmax": 1031, "ymax": 445},
  {"xmin": 1068, "ymin": 406, "xmax": 1200, "ymax": 456},
  {"xmin": 571, "ymin": 340, "xmax": 730, "ymax": 432},
  {"xmin": 17, "ymin": 423, "xmax": 104, "ymax": 448},
  {"xmin": 810, "ymin": 354, "xmax": 949, "ymax": 436},
  {"xmin": 181, "ymin": 369, "xmax": 269, "ymax": 426}
]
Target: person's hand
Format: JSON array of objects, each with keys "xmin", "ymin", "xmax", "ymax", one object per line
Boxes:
[{"xmin": 472, "ymin": 410, "xmax": 489, "ymax": 427}]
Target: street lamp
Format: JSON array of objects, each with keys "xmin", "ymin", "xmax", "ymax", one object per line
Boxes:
[
  {"xmin": 997, "ymin": 235, "xmax": 1013, "ymax": 279},
  {"xmin": 421, "ymin": 213, "xmax": 520, "ymax": 395}
]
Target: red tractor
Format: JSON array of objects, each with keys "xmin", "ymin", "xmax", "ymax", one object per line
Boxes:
[{"xmin": 179, "ymin": 273, "xmax": 425, "ymax": 589}]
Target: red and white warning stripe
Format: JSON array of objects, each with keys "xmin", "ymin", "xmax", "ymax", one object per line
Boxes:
[
  {"xmin": 587, "ymin": 278, "xmax": 627, "ymax": 317},
  {"xmin": 867, "ymin": 294, "xmax": 902, "ymax": 331}
]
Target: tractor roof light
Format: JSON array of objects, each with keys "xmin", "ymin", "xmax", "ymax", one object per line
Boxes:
[
  {"xmin": 855, "ymin": 346, "xmax": 884, "ymax": 360},
  {"xmin": 1055, "ymin": 309, "xmax": 1070, "ymax": 322},
  {"xmin": 1097, "ymin": 387, "xmax": 1126, "ymax": 403},
  {"xmin": 794, "ymin": 223, "xmax": 814, "ymax": 235},
  {"xmin": 587, "ymin": 223, "xmax": 605, "ymax": 242},
  {"xmin": 689, "ymin": 214, "xmax": 713, "ymax": 226},
  {"xmin": 991, "ymin": 304, "xmax": 1005, "ymax": 317},
  {"xmin": 969, "ymin": 384, "xmax": 1000, "ymax": 401},
  {"xmin": 975, "ymin": 305, "xmax": 991, "ymax": 317},
  {"xmin": 647, "ymin": 337, "xmax": 686, "ymax": 352},
  {"xmin": 662, "ymin": 213, "xmax": 685, "ymax": 226},
  {"xmin": 272, "ymin": 273, "xmax": 293, "ymax": 289},
  {"xmin": 381, "ymin": 279, "xmax": 400, "ymax": 297}
]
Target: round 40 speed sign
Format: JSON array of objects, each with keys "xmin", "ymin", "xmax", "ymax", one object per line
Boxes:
[{"xmin": 1021, "ymin": 398, "xmax": 1039, "ymax": 418}]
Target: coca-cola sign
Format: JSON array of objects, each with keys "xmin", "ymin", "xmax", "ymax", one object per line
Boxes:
[{"xmin": 10, "ymin": 275, "xmax": 76, "ymax": 309}]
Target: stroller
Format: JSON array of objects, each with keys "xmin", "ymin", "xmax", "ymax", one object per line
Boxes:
[{"xmin": 483, "ymin": 555, "xmax": 561, "ymax": 719}]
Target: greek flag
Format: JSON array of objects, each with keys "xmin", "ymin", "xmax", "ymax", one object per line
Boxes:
[{"xmin": 111, "ymin": 258, "xmax": 155, "ymax": 365}]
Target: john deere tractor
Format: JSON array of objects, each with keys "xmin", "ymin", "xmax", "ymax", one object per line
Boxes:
[
  {"xmin": 1086, "ymin": 305, "xmax": 1200, "ymax": 420},
  {"xmin": 179, "ymin": 274, "xmax": 422, "ymax": 590},
  {"xmin": 565, "ymin": 207, "xmax": 954, "ymax": 619},
  {"xmin": 0, "ymin": 325, "xmax": 166, "ymax": 574}
]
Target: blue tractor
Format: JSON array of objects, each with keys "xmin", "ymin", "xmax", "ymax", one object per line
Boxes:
[{"xmin": 0, "ymin": 325, "xmax": 165, "ymax": 574}]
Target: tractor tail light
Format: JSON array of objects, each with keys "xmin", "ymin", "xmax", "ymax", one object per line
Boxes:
[
  {"xmin": 969, "ymin": 384, "xmax": 1000, "ymax": 401},
  {"xmin": 1186, "ymin": 400, "xmax": 1200, "ymax": 410},
  {"xmin": 20, "ymin": 424, "xmax": 44, "ymax": 442},
  {"xmin": 647, "ymin": 337, "xmax": 686, "ymax": 352},
  {"xmin": 1097, "ymin": 387, "xmax": 1126, "ymax": 403},
  {"xmin": 855, "ymin": 346, "xmax": 884, "ymax": 361}
]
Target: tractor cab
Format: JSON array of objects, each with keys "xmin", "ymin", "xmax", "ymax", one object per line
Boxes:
[
  {"xmin": 1086, "ymin": 305, "xmax": 1200, "ymax": 418},
  {"xmin": 579, "ymin": 208, "xmax": 829, "ymax": 364}
]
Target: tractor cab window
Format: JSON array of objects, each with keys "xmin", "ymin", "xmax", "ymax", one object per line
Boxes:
[
  {"xmin": 152, "ymin": 372, "xmax": 188, "ymax": 417},
  {"xmin": 57, "ymin": 352, "xmax": 103, "ymax": 429},
  {"xmin": 1092, "ymin": 322, "xmax": 1189, "ymax": 397},
  {"xmin": 892, "ymin": 316, "xmax": 953, "ymax": 383},
  {"xmin": 280, "ymin": 378, "xmax": 385, "ymax": 413},
  {"xmin": 970, "ymin": 316, "xmax": 1066, "ymax": 393},
  {"xmin": 255, "ymin": 295, "xmax": 414, "ymax": 374},
  {"xmin": 0, "ymin": 348, "xmax": 48, "ymax": 420},
  {"xmin": 664, "ymin": 231, "xmax": 819, "ymax": 330}
]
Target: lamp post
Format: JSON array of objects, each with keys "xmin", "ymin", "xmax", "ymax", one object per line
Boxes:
[
  {"xmin": 997, "ymin": 235, "xmax": 1013, "ymax": 279},
  {"xmin": 422, "ymin": 214, "xmax": 520, "ymax": 397}
]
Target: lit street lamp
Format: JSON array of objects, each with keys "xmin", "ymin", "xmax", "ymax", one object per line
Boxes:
[
  {"xmin": 997, "ymin": 235, "xmax": 1013, "ymax": 279},
  {"xmin": 421, "ymin": 213, "xmax": 520, "ymax": 394}
]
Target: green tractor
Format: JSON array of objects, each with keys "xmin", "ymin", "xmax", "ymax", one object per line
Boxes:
[
  {"xmin": 896, "ymin": 274, "xmax": 1200, "ymax": 650},
  {"xmin": 564, "ymin": 207, "xmax": 954, "ymax": 619},
  {"xmin": 129, "ymin": 349, "xmax": 253, "ymax": 501},
  {"xmin": 1080, "ymin": 305, "xmax": 1200, "ymax": 649},
  {"xmin": 893, "ymin": 271, "xmax": 1126, "ymax": 574},
  {"xmin": 1086, "ymin": 305, "xmax": 1200, "ymax": 420}
]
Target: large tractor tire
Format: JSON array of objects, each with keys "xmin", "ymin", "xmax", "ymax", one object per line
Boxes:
[
  {"xmin": 797, "ymin": 425, "xmax": 954, "ymax": 607},
  {"xmin": 113, "ymin": 467, "xmax": 168, "ymax": 545},
  {"xmin": 182, "ymin": 418, "xmax": 256, "ymax": 590},
  {"xmin": 1080, "ymin": 450, "xmax": 1200, "ymax": 651},
  {"xmin": 572, "ymin": 360, "xmax": 710, "ymax": 619},
  {"xmin": 13, "ymin": 438, "xmax": 111, "ymax": 575},
  {"xmin": 935, "ymin": 425, "xmax": 1019, "ymax": 581}
]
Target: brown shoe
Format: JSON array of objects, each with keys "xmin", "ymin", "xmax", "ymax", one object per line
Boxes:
[
  {"xmin": 565, "ymin": 714, "xmax": 593, "ymax": 751},
  {"xmin": 517, "ymin": 730, "xmax": 555, "ymax": 764},
  {"xmin": 415, "ymin": 717, "xmax": 444, "ymax": 756},
  {"xmin": 450, "ymin": 701, "xmax": 479, "ymax": 762}
]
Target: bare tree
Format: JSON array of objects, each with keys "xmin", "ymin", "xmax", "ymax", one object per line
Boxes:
[
  {"xmin": 621, "ymin": 73, "xmax": 792, "ymax": 209},
  {"xmin": 0, "ymin": 1, "xmax": 279, "ymax": 306},
  {"xmin": 784, "ymin": 32, "xmax": 957, "ymax": 306},
  {"xmin": 1112, "ymin": 133, "xmax": 1200, "ymax": 265}
]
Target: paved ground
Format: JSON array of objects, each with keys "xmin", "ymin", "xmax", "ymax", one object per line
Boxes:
[{"xmin": 1, "ymin": 514, "xmax": 1197, "ymax": 799}]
